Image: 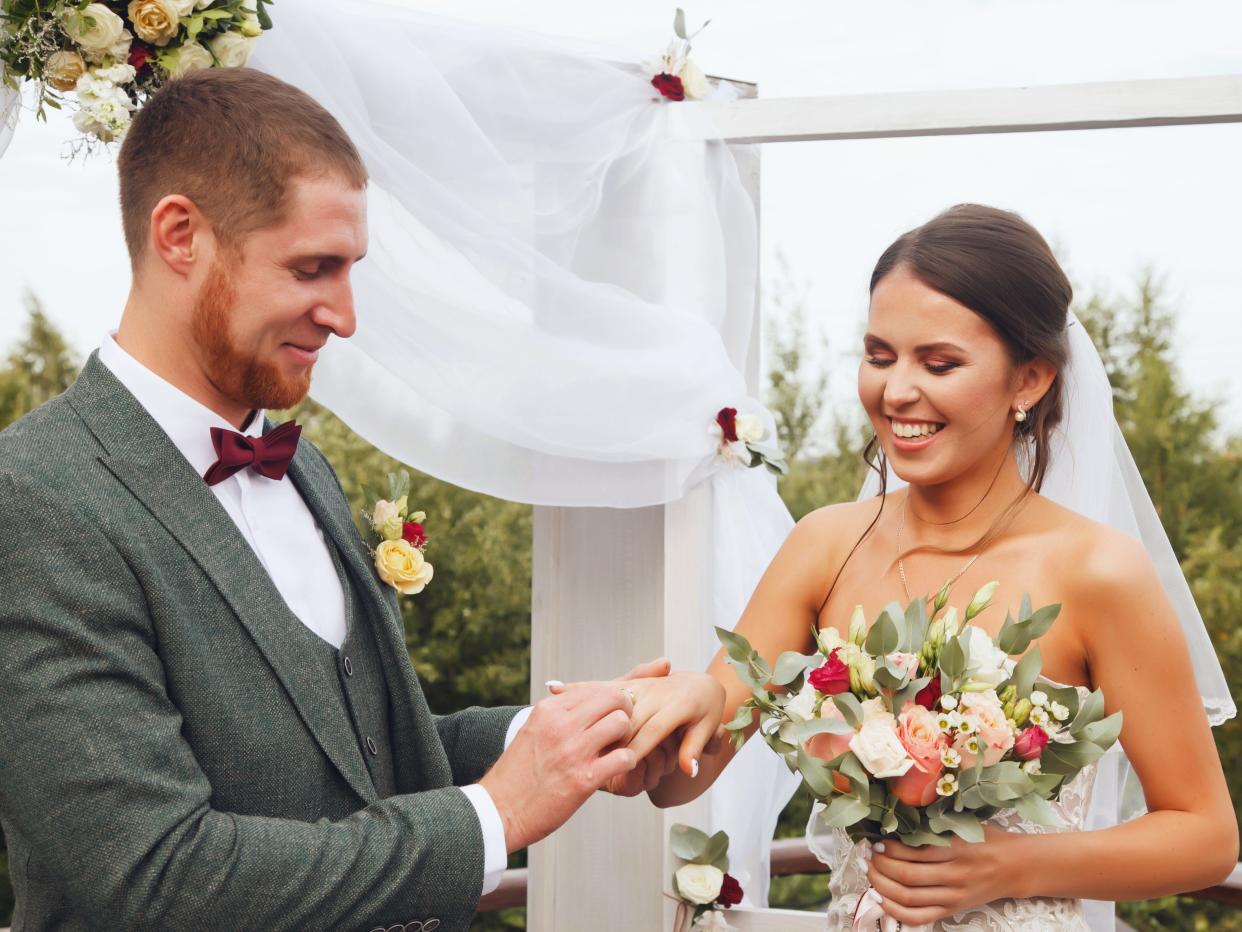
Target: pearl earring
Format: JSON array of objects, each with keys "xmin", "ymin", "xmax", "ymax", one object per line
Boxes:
[{"xmin": 1015, "ymin": 403, "xmax": 1028, "ymax": 423}]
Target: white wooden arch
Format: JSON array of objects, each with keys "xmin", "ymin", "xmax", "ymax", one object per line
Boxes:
[{"xmin": 527, "ymin": 73, "xmax": 1242, "ymax": 931}]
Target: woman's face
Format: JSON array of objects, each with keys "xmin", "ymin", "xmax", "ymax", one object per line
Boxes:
[{"xmin": 858, "ymin": 265, "xmax": 1021, "ymax": 488}]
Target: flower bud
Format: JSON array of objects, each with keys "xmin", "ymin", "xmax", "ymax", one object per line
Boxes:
[
  {"xmin": 999, "ymin": 685, "xmax": 1016, "ymax": 705},
  {"xmin": 933, "ymin": 580, "xmax": 951, "ymax": 615},
  {"xmin": 848, "ymin": 604, "xmax": 867, "ymax": 646},
  {"xmin": 942, "ymin": 606, "xmax": 960, "ymax": 639},
  {"xmin": 1012, "ymin": 698, "xmax": 1032, "ymax": 727},
  {"xmin": 965, "ymin": 581, "xmax": 1000, "ymax": 620}
]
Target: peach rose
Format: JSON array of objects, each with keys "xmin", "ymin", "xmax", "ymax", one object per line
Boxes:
[
  {"xmin": 955, "ymin": 691, "xmax": 1014, "ymax": 767},
  {"xmin": 804, "ymin": 696, "xmax": 854, "ymax": 792},
  {"xmin": 128, "ymin": 0, "xmax": 179, "ymax": 47},
  {"xmin": 45, "ymin": 50, "xmax": 88, "ymax": 91},
  {"xmin": 891, "ymin": 760, "xmax": 943, "ymax": 806}
]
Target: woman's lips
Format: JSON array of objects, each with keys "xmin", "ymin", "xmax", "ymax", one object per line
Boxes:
[{"xmin": 888, "ymin": 419, "xmax": 944, "ymax": 452}]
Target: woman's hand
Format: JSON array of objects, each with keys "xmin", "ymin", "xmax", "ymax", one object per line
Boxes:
[{"xmin": 865, "ymin": 825, "xmax": 1025, "ymax": 926}]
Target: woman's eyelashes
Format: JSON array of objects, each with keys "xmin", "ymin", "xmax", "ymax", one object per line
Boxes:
[{"xmin": 863, "ymin": 354, "xmax": 960, "ymax": 374}]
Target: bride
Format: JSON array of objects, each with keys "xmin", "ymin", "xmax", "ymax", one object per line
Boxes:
[{"xmin": 647, "ymin": 203, "xmax": 1238, "ymax": 929}]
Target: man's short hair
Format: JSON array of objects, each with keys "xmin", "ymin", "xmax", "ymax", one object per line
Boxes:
[{"xmin": 118, "ymin": 68, "xmax": 368, "ymax": 265}]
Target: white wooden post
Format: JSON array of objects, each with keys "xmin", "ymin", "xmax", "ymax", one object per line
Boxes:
[{"xmin": 527, "ymin": 78, "xmax": 760, "ymax": 932}]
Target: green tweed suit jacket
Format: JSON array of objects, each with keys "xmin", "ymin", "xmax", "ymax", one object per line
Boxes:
[{"xmin": 0, "ymin": 353, "xmax": 521, "ymax": 932}]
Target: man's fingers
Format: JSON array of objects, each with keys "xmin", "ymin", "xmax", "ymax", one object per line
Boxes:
[
  {"xmin": 624, "ymin": 707, "xmax": 682, "ymax": 762},
  {"xmin": 593, "ymin": 747, "xmax": 639, "ymax": 787},
  {"xmin": 620, "ymin": 657, "xmax": 671, "ymax": 680},
  {"xmin": 585, "ymin": 706, "xmax": 633, "ymax": 752}
]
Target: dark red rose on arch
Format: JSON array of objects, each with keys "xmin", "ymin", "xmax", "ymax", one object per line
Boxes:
[
  {"xmin": 402, "ymin": 521, "xmax": 428, "ymax": 549},
  {"xmin": 915, "ymin": 675, "xmax": 943, "ymax": 710},
  {"xmin": 652, "ymin": 72, "xmax": 686, "ymax": 101},
  {"xmin": 128, "ymin": 42, "xmax": 154, "ymax": 71},
  {"xmin": 716, "ymin": 872, "xmax": 743, "ymax": 908},
  {"xmin": 715, "ymin": 407, "xmax": 739, "ymax": 443},
  {"xmin": 808, "ymin": 648, "xmax": 850, "ymax": 695}
]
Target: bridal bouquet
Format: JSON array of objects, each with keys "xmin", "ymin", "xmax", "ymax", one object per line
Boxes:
[
  {"xmin": 716, "ymin": 582, "xmax": 1121, "ymax": 926},
  {"xmin": 1, "ymin": 0, "xmax": 275, "ymax": 144}
]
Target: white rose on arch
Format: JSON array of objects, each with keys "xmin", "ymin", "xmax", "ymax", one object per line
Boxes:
[
  {"xmin": 63, "ymin": 3, "xmax": 127, "ymax": 53},
  {"xmin": 674, "ymin": 863, "xmax": 725, "ymax": 905},
  {"xmin": 209, "ymin": 31, "xmax": 256, "ymax": 68}
]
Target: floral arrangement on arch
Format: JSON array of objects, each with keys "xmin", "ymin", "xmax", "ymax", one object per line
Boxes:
[
  {"xmin": 647, "ymin": 7, "xmax": 712, "ymax": 102},
  {"xmin": 0, "ymin": 0, "xmax": 275, "ymax": 144},
  {"xmin": 667, "ymin": 823, "xmax": 743, "ymax": 932}
]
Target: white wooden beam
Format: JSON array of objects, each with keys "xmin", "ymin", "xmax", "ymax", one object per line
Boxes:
[{"xmin": 686, "ymin": 74, "xmax": 1242, "ymax": 144}]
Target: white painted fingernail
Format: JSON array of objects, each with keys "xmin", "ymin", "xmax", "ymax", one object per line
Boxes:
[
  {"xmin": 868, "ymin": 888, "xmax": 883, "ymax": 904},
  {"xmin": 691, "ymin": 759, "xmax": 700, "ymax": 778},
  {"xmin": 873, "ymin": 842, "xmax": 886, "ymax": 854},
  {"xmin": 545, "ymin": 679, "xmax": 564, "ymax": 690}
]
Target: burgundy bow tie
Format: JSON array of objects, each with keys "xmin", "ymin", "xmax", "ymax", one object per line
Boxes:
[{"xmin": 203, "ymin": 420, "xmax": 302, "ymax": 487}]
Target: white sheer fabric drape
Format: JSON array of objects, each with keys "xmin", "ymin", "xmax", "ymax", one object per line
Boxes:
[
  {"xmin": 253, "ymin": 0, "xmax": 797, "ymax": 903},
  {"xmin": 0, "ymin": 84, "xmax": 18, "ymax": 161}
]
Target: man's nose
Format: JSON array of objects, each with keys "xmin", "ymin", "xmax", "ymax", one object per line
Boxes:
[{"xmin": 313, "ymin": 282, "xmax": 357, "ymax": 339}]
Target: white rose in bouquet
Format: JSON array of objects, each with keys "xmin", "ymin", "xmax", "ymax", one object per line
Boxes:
[
  {"xmin": 63, "ymin": 3, "xmax": 127, "ymax": 53},
  {"xmin": 960, "ymin": 624, "xmax": 1010, "ymax": 686},
  {"xmin": 675, "ymin": 863, "xmax": 724, "ymax": 905},
  {"xmin": 208, "ymin": 31, "xmax": 256, "ymax": 68},
  {"xmin": 849, "ymin": 709, "xmax": 915, "ymax": 779}
]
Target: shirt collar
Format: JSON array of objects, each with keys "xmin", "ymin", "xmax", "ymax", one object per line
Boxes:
[{"xmin": 97, "ymin": 332, "xmax": 266, "ymax": 479}]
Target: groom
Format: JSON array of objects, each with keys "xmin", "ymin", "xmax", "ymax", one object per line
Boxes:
[{"xmin": 0, "ymin": 69, "xmax": 718, "ymax": 931}]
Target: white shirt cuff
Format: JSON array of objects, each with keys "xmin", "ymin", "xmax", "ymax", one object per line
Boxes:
[
  {"xmin": 504, "ymin": 706, "xmax": 533, "ymax": 749},
  {"xmin": 460, "ymin": 783, "xmax": 508, "ymax": 897}
]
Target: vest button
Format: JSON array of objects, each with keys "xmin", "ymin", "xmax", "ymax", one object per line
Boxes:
[
  {"xmin": 366, "ymin": 736, "xmax": 378, "ymax": 755},
  {"xmin": 343, "ymin": 656, "xmax": 354, "ymax": 676}
]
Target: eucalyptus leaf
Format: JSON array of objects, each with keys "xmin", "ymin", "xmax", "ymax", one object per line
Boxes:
[
  {"xmin": 881, "ymin": 807, "xmax": 898, "ymax": 835},
  {"xmin": 715, "ymin": 626, "xmax": 755, "ymax": 664},
  {"xmin": 1069, "ymin": 689, "xmax": 1105, "ymax": 736},
  {"xmin": 725, "ymin": 657, "xmax": 763, "ymax": 689},
  {"xmin": 831, "ymin": 692, "xmax": 863, "ymax": 730},
  {"xmin": 1008, "ymin": 646, "xmax": 1042, "ymax": 699},
  {"xmin": 1020, "ymin": 592, "xmax": 1033, "ymax": 622},
  {"xmin": 669, "ymin": 823, "xmax": 710, "ymax": 860},
  {"xmin": 1013, "ymin": 793, "xmax": 1067, "ymax": 828},
  {"xmin": 697, "ymin": 830, "xmax": 729, "ymax": 869},
  {"xmin": 927, "ymin": 808, "xmax": 984, "ymax": 843},
  {"xmin": 1082, "ymin": 711, "xmax": 1123, "ymax": 748},
  {"xmin": 794, "ymin": 749, "xmax": 838, "ymax": 798},
  {"xmin": 872, "ymin": 665, "xmax": 907, "ymax": 691},
  {"xmin": 903, "ymin": 597, "xmax": 928, "ymax": 652},
  {"xmin": 782, "ymin": 716, "xmax": 855, "ymax": 741},
  {"xmin": 673, "ymin": 7, "xmax": 687, "ymax": 39},
  {"xmin": 822, "ymin": 793, "xmax": 871, "ymax": 829},
  {"xmin": 940, "ymin": 636, "xmax": 966, "ymax": 680},
  {"xmin": 901, "ymin": 829, "xmax": 952, "ymax": 847},
  {"xmin": 773, "ymin": 651, "xmax": 820, "ymax": 687},
  {"xmin": 865, "ymin": 610, "xmax": 900, "ymax": 656}
]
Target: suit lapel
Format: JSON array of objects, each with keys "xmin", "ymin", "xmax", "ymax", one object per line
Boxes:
[
  {"xmin": 68, "ymin": 355, "xmax": 378, "ymax": 804},
  {"xmin": 286, "ymin": 441, "xmax": 445, "ymax": 790}
]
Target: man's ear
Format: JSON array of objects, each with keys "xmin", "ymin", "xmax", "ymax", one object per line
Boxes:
[{"xmin": 148, "ymin": 194, "xmax": 206, "ymax": 278}]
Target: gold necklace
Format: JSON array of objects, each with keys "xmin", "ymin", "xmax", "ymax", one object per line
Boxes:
[{"xmin": 895, "ymin": 495, "xmax": 984, "ymax": 602}]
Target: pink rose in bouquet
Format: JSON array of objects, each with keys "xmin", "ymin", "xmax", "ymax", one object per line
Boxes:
[{"xmin": 891, "ymin": 702, "xmax": 947, "ymax": 806}]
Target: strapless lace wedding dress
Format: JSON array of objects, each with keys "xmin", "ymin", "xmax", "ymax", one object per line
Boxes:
[{"xmin": 812, "ymin": 682, "xmax": 1098, "ymax": 932}]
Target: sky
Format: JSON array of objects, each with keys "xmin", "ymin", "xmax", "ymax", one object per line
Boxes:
[{"xmin": 2, "ymin": 0, "xmax": 1240, "ymax": 432}]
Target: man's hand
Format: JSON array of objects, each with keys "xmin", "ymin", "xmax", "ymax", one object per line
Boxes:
[
  {"xmin": 551, "ymin": 670, "xmax": 726, "ymax": 781},
  {"xmin": 479, "ymin": 684, "xmax": 637, "ymax": 853}
]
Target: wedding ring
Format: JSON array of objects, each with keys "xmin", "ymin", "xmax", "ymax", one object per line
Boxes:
[{"xmin": 620, "ymin": 686, "xmax": 636, "ymax": 706}]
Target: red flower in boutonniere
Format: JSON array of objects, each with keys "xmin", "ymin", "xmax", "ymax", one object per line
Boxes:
[{"xmin": 402, "ymin": 521, "xmax": 428, "ymax": 549}]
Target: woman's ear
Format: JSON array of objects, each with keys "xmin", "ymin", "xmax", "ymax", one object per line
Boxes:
[{"xmin": 1012, "ymin": 357, "xmax": 1058, "ymax": 416}]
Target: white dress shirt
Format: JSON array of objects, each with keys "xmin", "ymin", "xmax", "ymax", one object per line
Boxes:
[{"xmin": 98, "ymin": 333, "xmax": 528, "ymax": 896}]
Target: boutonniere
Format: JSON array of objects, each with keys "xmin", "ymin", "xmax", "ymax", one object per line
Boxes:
[
  {"xmin": 362, "ymin": 470, "xmax": 434, "ymax": 596},
  {"xmin": 667, "ymin": 824, "xmax": 743, "ymax": 931},
  {"xmin": 711, "ymin": 407, "xmax": 788, "ymax": 475}
]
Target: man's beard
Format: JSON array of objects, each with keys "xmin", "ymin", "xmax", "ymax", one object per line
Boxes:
[{"xmin": 190, "ymin": 260, "xmax": 311, "ymax": 412}]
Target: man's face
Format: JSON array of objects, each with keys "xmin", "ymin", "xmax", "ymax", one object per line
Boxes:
[{"xmin": 191, "ymin": 173, "xmax": 368, "ymax": 412}]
